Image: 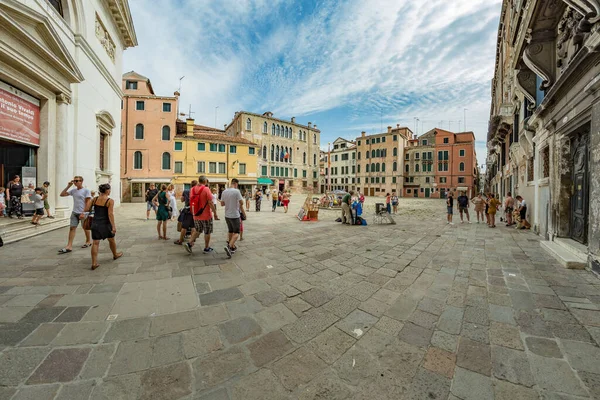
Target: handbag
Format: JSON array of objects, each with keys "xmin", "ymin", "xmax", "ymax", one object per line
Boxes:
[
  {"xmin": 82, "ymin": 198, "xmax": 97, "ymax": 231},
  {"xmin": 241, "ymin": 212, "xmax": 247, "ymax": 221}
]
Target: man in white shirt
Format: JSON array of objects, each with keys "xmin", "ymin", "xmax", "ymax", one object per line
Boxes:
[
  {"xmin": 221, "ymin": 178, "xmax": 246, "ymax": 258},
  {"xmin": 58, "ymin": 176, "xmax": 92, "ymax": 253}
]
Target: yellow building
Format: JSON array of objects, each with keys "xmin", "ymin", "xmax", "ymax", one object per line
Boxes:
[{"xmin": 172, "ymin": 119, "xmax": 259, "ymax": 194}]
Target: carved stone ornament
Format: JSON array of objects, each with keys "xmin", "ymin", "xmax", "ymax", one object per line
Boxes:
[
  {"xmin": 557, "ymin": 6, "xmax": 592, "ymax": 71},
  {"xmin": 523, "ymin": 39, "xmax": 555, "ymax": 90},
  {"xmin": 516, "ymin": 69, "xmax": 537, "ymax": 108},
  {"xmin": 563, "ymin": 0, "xmax": 600, "ymax": 23},
  {"xmin": 95, "ymin": 14, "xmax": 116, "ymax": 62}
]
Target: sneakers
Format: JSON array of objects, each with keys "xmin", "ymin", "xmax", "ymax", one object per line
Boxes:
[
  {"xmin": 203, "ymin": 247, "xmax": 214, "ymax": 253},
  {"xmin": 224, "ymin": 246, "xmax": 232, "ymax": 259},
  {"xmin": 184, "ymin": 243, "xmax": 193, "ymax": 254}
]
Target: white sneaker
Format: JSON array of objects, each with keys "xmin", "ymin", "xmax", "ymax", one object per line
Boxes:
[
  {"xmin": 461, "ymin": 221, "xmax": 464, "ymax": 224},
  {"xmin": 468, "ymin": 221, "xmax": 472, "ymax": 224},
  {"xmin": 449, "ymin": 222, "xmax": 454, "ymax": 225}
]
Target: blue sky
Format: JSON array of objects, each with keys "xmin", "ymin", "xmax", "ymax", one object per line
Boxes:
[{"xmin": 124, "ymin": 0, "xmax": 502, "ymax": 166}]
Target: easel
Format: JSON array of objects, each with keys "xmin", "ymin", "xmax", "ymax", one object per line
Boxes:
[{"xmin": 298, "ymin": 195, "xmax": 319, "ymax": 221}]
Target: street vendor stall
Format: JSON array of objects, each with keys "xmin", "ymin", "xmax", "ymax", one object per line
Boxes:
[
  {"xmin": 298, "ymin": 195, "xmax": 320, "ymax": 221},
  {"xmin": 318, "ymin": 191, "xmax": 348, "ymax": 209}
]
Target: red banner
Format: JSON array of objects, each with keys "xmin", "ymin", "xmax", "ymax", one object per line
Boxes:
[{"xmin": 0, "ymin": 82, "xmax": 40, "ymax": 147}]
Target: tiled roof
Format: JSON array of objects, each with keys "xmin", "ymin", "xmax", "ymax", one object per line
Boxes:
[
  {"xmin": 175, "ymin": 120, "xmax": 257, "ymax": 146},
  {"xmin": 227, "ymin": 111, "xmax": 321, "ymax": 132}
]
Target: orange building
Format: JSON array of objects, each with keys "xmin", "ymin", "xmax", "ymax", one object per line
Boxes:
[{"xmin": 120, "ymin": 71, "xmax": 179, "ymax": 202}]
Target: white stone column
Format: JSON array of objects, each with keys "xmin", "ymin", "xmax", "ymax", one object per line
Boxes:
[{"xmin": 54, "ymin": 94, "xmax": 72, "ymax": 217}]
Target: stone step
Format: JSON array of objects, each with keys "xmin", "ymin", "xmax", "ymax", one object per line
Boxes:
[
  {"xmin": 0, "ymin": 217, "xmax": 68, "ymax": 235},
  {"xmin": 1, "ymin": 218, "xmax": 69, "ymax": 245},
  {"xmin": 541, "ymin": 240, "xmax": 587, "ymax": 270}
]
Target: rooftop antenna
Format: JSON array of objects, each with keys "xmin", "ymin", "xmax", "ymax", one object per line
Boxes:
[{"xmin": 177, "ymin": 76, "xmax": 184, "ymax": 117}]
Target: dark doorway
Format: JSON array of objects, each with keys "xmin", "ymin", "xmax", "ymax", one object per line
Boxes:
[
  {"xmin": 570, "ymin": 131, "xmax": 589, "ymax": 244},
  {"xmin": 0, "ymin": 140, "xmax": 36, "ymax": 187},
  {"xmin": 425, "ymin": 188, "xmax": 431, "ymax": 198},
  {"xmin": 413, "ymin": 189, "xmax": 418, "ymax": 198}
]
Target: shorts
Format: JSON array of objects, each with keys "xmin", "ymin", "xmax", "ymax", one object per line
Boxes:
[
  {"xmin": 147, "ymin": 201, "xmax": 157, "ymax": 211},
  {"xmin": 447, "ymin": 207, "xmax": 453, "ymax": 215},
  {"xmin": 194, "ymin": 219, "xmax": 213, "ymax": 235},
  {"xmin": 520, "ymin": 207, "xmax": 527, "ymax": 220},
  {"xmin": 225, "ymin": 217, "xmax": 241, "ymax": 234},
  {"xmin": 459, "ymin": 207, "xmax": 468, "ymax": 213},
  {"xmin": 392, "ymin": 202, "xmax": 398, "ymax": 206},
  {"xmin": 34, "ymin": 208, "xmax": 44, "ymax": 216},
  {"xmin": 505, "ymin": 207, "xmax": 514, "ymax": 213},
  {"xmin": 43, "ymin": 200, "xmax": 50, "ymax": 210},
  {"xmin": 70, "ymin": 212, "xmax": 82, "ymax": 227}
]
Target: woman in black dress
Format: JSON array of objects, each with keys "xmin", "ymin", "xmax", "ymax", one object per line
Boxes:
[
  {"xmin": 6, "ymin": 175, "xmax": 24, "ymax": 219},
  {"xmin": 85, "ymin": 184, "xmax": 122, "ymax": 270}
]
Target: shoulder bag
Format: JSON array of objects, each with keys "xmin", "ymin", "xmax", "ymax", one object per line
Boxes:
[{"xmin": 82, "ymin": 198, "xmax": 97, "ymax": 231}]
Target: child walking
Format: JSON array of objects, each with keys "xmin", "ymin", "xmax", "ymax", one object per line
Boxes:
[{"xmin": 29, "ymin": 187, "xmax": 46, "ymax": 225}]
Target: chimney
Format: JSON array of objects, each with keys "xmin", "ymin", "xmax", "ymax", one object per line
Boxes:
[
  {"xmin": 186, "ymin": 118, "xmax": 194, "ymax": 136},
  {"xmin": 174, "ymin": 91, "xmax": 180, "ymax": 97},
  {"xmin": 387, "ymin": 126, "xmax": 392, "ymax": 133},
  {"xmin": 361, "ymin": 131, "xmax": 366, "ymax": 137},
  {"xmin": 291, "ymin": 117, "xmax": 295, "ymax": 123},
  {"xmin": 308, "ymin": 122, "xmax": 312, "ymax": 129},
  {"xmin": 397, "ymin": 124, "xmax": 400, "ymax": 129},
  {"xmin": 314, "ymin": 124, "xmax": 317, "ymax": 129},
  {"xmin": 224, "ymin": 124, "xmax": 227, "ymax": 130}
]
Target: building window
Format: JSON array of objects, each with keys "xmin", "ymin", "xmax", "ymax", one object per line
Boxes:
[
  {"xmin": 135, "ymin": 124, "xmax": 144, "ymax": 139},
  {"xmin": 99, "ymin": 133, "xmax": 107, "ymax": 171},
  {"xmin": 230, "ymin": 145, "xmax": 237, "ymax": 154},
  {"xmin": 135, "ymin": 101, "xmax": 145, "ymax": 110},
  {"xmin": 210, "ymin": 143, "xmax": 217, "ymax": 152},
  {"xmin": 303, "ymin": 152, "xmax": 307, "ymax": 164},
  {"xmin": 271, "ymin": 145, "xmax": 275, "ymax": 161},
  {"xmin": 272, "ymin": 124, "xmax": 275, "ymax": 135},
  {"xmin": 197, "ymin": 161, "xmax": 205, "ymax": 173},
  {"xmin": 246, "ymin": 118, "xmax": 252, "ymax": 131},
  {"xmin": 218, "ymin": 162, "xmax": 226, "ymax": 174},
  {"xmin": 303, "ymin": 170, "xmax": 307, "ymax": 178},
  {"xmin": 443, "ymin": 138, "xmax": 449, "ymax": 144},
  {"xmin": 162, "ymin": 103, "xmax": 172, "ymax": 112},
  {"xmin": 133, "ymin": 151, "xmax": 142, "ymax": 170},
  {"xmin": 276, "ymin": 145, "xmax": 280, "ymax": 162},
  {"xmin": 271, "ymin": 166, "xmax": 275, "ymax": 176},
  {"xmin": 313, "ymin": 154, "xmax": 317, "ymax": 165},
  {"xmin": 459, "ymin": 162, "xmax": 465, "ymax": 172},
  {"xmin": 198, "ymin": 143, "xmax": 205, "ymax": 151},
  {"xmin": 174, "ymin": 161, "xmax": 183, "ymax": 173},
  {"xmin": 459, "ymin": 149, "xmax": 465, "ymax": 157},
  {"xmin": 277, "ymin": 125, "xmax": 281, "ymax": 136},
  {"xmin": 342, "ymin": 153, "xmax": 349, "ymax": 161},
  {"xmin": 162, "ymin": 152, "xmax": 171, "ymax": 170},
  {"xmin": 440, "ymin": 177, "xmax": 447, "ymax": 183},
  {"xmin": 371, "ymin": 150, "xmax": 376, "ymax": 158},
  {"xmin": 209, "ymin": 162, "xmax": 217, "ymax": 174},
  {"xmin": 458, "ymin": 177, "xmax": 465, "ymax": 184},
  {"xmin": 415, "ymin": 164, "xmax": 419, "ymax": 172},
  {"xmin": 405, "ymin": 154, "xmax": 409, "ymax": 160},
  {"xmin": 393, "ymin": 162, "xmax": 397, "ymax": 171},
  {"xmin": 366, "ymin": 164, "xmax": 370, "ymax": 173},
  {"xmin": 248, "ymin": 147, "xmax": 255, "ymax": 155},
  {"xmin": 376, "ymin": 149, "xmax": 380, "ymax": 157},
  {"xmin": 174, "ymin": 142, "xmax": 183, "ymax": 151},
  {"xmin": 125, "ymin": 80, "xmax": 137, "ymax": 90},
  {"xmin": 313, "ymin": 134, "xmax": 317, "ymax": 144},
  {"xmin": 294, "ymin": 169, "xmax": 298, "ymax": 178},
  {"xmin": 422, "ymin": 140, "xmax": 427, "ymax": 145},
  {"xmin": 407, "ymin": 189, "xmax": 411, "ymax": 194},
  {"xmin": 393, "ymin": 148, "xmax": 397, "ymax": 157},
  {"xmin": 528, "ymin": 157, "xmax": 535, "ymax": 181},
  {"xmin": 381, "ymin": 163, "xmax": 386, "ymax": 172},
  {"xmin": 284, "ymin": 127, "xmax": 288, "ymax": 138},
  {"xmin": 162, "ymin": 126, "xmax": 170, "ymax": 141},
  {"xmin": 393, "ymin": 135, "xmax": 397, "ymax": 141},
  {"xmin": 263, "ymin": 122, "xmax": 268, "ymax": 133},
  {"xmin": 239, "ymin": 163, "xmax": 246, "ymax": 174},
  {"xmin": 405, "ymin": 164, "xmax": 409, "ymax": 173},
  {"xmin": 425, "ymin": 177, "xmax": 430, "ymax": 183},
  {"xmin": 218, "ymin": 144, "xmax": 226, "ymax": 152},
  {"xmin": 542, "ymin": 147, "xmax": 549, "ymax": 178},
  {"xmin": 261, "ymin": 166, "xmax": 268, "ymax": 176}
]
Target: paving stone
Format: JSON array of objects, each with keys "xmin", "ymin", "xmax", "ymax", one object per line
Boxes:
[
  {"xmin": 404, "ymin": 367, "xmax": 451, "ymax": 400},
  {"xmin": 461, "ymin": 321, "xmax": 490, "ymax": 344},
  {"xmin": 464, "ymin": 305, "xmax": 489, "ymax": 326},
  {"xmin": 385, "ymin": 296, "xmax": 419, "ymax": 321},
  {"xmin": 199, "ymin": 287, "xmax": 244, "ymax": 306},
  {"xmin": 103, "ymin": 317, "xmax": 150, "ymax": 342},
  {"xmin": 515, "ymin": 311, "xmax": 553, "ymax": 337},
  {"xmin": 491, "ymin": 345, "xmax": 534, "ymax": 387},
  {"xmin": 408, "ymin": 309, "xmax": 439, "ymax": 330},
  {"xmin": 282, "ymin": 308, "xmax": 339, "ymax": 343},
  {"xmin": 307, "ymin": 326, "xmax": 356, "ymax": 364},
  {"xmin": 359, "ymin": 297, "xmax": 389, "ymax": 317},
  {"xmin": 150, "ymin": 310, "xmax": 199, "ymax": 336},
  {"xmin": 54, "ymin": 306, "xmax": 90, "ymax": 322},
  {"xmin": 52, "ymin": 321, "xmax": 106, "ymax": 345},
  {"xmin": 108, "ymin": 339, "xmax": 152, "ymax": 375},
  {"xmin": 279, "ymin": 284, "xmax": 301, "ymax": 297},
  {"xmin": 398, "ymin": 322, "xmax": 433, "ymax": 348},
  {"xmin": 431, "ymin": 330, "xmax": 458, "ymax": 353},
  {"xmin": 457, "ymin": 337, "xmax": 491, "ymax": 376},
  {"xmin": 301, "ymin": 288, "xmax": 334, "ymax": 307},
  {"xmin": 254, "ymin": 289, "xmax": 286, "ymax": 307},
  {"xmin": 296, "ymin": 368, "xmax": 354, "ymax": 400},
  {"xmin": 489, "ymin": 322, "xmax": 523, "ymax": 350},
  {"xmin": 570, "ymin": 308, "xmax": 600, "ymax": 327},
  {"xmin": 542, "ymin": 308, "xmax": 579, "ymax": 325},
  {"xmin": 561, "ymin": 340, "xmax": 600, "ymax": 374},
  {"xmin": 193, "ymin": 346, "xmax": 251, "ymax": 391},
  {"xmin": 379, "ymin": 338, "xmax": 426, "ymax": 383},
  {"xmin": 219, "ymin": 316, "xmax": 262, "ymax": 344},
  {"xmin": 239, "ymin": 279, "xmax": 271, "ymax": 296},
  {"xmin": 27, "ymin": 348, "xmax": 91, "ymax": 384},
  {"xmin": 284, "ymin": 296, "xmax": 312, "ymax": 317},
  {"xmin": 525, "ymin": 337, "xmax": 562, "ymax": 358},
  {"xmin": 0, "ymin": 347, "xmax": 50, "ymax": 386},
  {"xmin": 80, "ymin": 343, "xmax": 117, "ymax": 379},
  {"xmin": 493, "ymin": 379, "xmax": 539, "ymax": 400},
  {"xmin": 231, "ymin": 368, "xmax": 288, "ymax": 400},
  {"xmin": 151, "ymin": 333, "xmax": 185, "ymax": 367},
  {"xmin": 19, "ymin": 323, "xmax": 64, "ymax": 346},
  {"xmin": 451, "ymin": 367, "xmax": 494, "ymax": 400},
  {"xmin": 437, "ymin": 306, "xmax": 464, "ymax": 334},
  {"xmin": 547, "ymin": 321, "xmax": 594, "ymax": 342},
  {"xmin": 271, "ymin": 347, "xmax": 328, "ymax": 390},
  {"xmin": 323, "ymin": 295, "xmax": 360, "ymax": 318},
  {"xmin": 578, "ymin": 371, "xmax": 600, "ymax": 399},
  {"xmin": 587, "ymin": 326, "xmax": 600, "ymax": 345},
  {"xmin": 417, "ymin": 296, "xmax": 445, "ymax": 315},
  {"xmin": 247, "ymin": 330, "xmax": 294, "ymax": 367},
  {"xmin": 489, "ymin": 304, "xmax": 516, "ymax": 325},
  {"xmin": 139, "ymin": 361, "xmax": 192, "ymax": 400},
  {"xmin": 183, "ymin": 326, "xmax": 223, "ymax": 358},
  {"xmin": 489, "ymin": 292, "xmax": 512, "ymax": 307},
  {"xmin": 89, "ymin": 372, "xmax": 141, "ymax": 400},
  {"xmin": 89, "ymin": 283, "xmax": 123, "ymax": 294},
  {"xmin": 20, "ymin": 307, "xmax": 65, "ymax": 324},
  {"xmin": 12, "ymin": 384, "xmax": 60, "ymax": 400},
  {"xmin": 374, "ymin": 315, "xmax": 404, "ymax": 336},
  {"xmin": 344, "ymin": 281, "xmax": 380, "ymax": 301},
  {"xmin": 509, "ymin": 290, "xmax": 535, "ymax": 311},
  {"xmin": 534, "ymin": 294, "xmax": 566, "ymax": 310},
  {"xmin": 3, "ymin": 294, "xmax": 46, "ymax": 307},
  {"xmin": 195, "ymin": 282, "xmax": 211, "ymax": 294},
  {"xmin": 335, "ymin": 309, "xmax": 378, "ymax": 338},
  {"xmin": 195, "ymin": 387, "xmax": 230, "ymax": 400},
  {"xmin": 528, "ymin": 354, "xmax": 588, "ymax": 396},
  {"xmin": 198, "ymin": 304, "xmax": 230, "ymax": 326},
  {"xmin": 225, "ymin": 297, "xmax": 263, "ymax": 319},
  {"xmin": 371, "ymin": 288, "xmax": 400, "ymax": 305},
  {"xmin": 55, "ymin": 380, "xmax": 96, "ymax": 400},
  {"xmin": 422, "ymin": 346, "xmax": 456, "ymax": 378}
]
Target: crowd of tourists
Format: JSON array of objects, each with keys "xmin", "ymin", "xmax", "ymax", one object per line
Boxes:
[
  {"xmin": 445, "ymin": 190, "xmax": 530, "ymax": 229},
  {"xmin": 1, "ymin": 175, "xmax": 54, "ymax": 220}
]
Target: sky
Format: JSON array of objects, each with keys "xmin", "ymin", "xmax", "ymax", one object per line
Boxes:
[{"xmin": 124, "ymin": 0, "xmax": 502, "ymax": 167}]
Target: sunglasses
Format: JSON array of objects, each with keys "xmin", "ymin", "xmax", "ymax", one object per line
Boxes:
[{"xmin": 73, "ymin": 179, "xmax": 82, "ymax": 182}]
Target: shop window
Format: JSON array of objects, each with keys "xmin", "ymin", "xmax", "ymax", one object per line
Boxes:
[
  {"xmin": 197, "ymin": 161, "xmax": 205, "ymax": 173},
  {"xmin": 174, "ymin": 161, "xmax": 183, "ymax": 173},
  {"xmin": 163, "ymin": 103, "xmax": 171, "ymax": 112},
  {"xmin": 135, "ymin": 124, "xmax": 144, "ymax": 139},
  {"xmin": 218, "ymin": 163, "xmax": 226, "ymax": 174},
  {"xmin": 133, "ymin": 151, "xmax": 142, "ymax": 170},
  {"xmin": 162, "ymin": 153, "xmax": 171, "ymax": 170},
  {"xmin": 162, "ymin": 126, "xmax": 170, "ymax": 141},
  {"xmin": 542, "ymin": 147, "xmax": 549, "ymax": 178},
  {"xmin": 239, "ymin": 163, "xmax": 246, "ymax": 175},
  {"xmin": 136, "ymin": 101, "xmax": 145, "ymax": 111}
]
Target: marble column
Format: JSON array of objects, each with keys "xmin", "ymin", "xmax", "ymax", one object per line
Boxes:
[{"xmin": 54, "ymin": 94, "xmax": 72, "ymax": 217}]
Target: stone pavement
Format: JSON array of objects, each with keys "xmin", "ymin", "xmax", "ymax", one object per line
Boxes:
[{"xmin": 0, "ymin": 198, "xmax": 599, "ymax": 399}]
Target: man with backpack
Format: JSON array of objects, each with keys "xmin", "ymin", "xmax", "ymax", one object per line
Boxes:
[
  {"xmin": 145, "ymin": 184, "xmax": 158, "ymax": 220},
  {"xmin": 185, "ymin": 176, "xmax": 217, "ymax": 254}
]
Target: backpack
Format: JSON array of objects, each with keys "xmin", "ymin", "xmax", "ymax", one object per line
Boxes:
[
  {"xmin": 190, "ymin": 186, "xmax": 210, "ymax": 217},
  {"xmin": 359, "ymin": 194, "xmax": 365, "ymax": 203}
]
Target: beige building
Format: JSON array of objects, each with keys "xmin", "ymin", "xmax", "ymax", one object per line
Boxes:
[
  {"xmin": 225, "ymin": 111, "xmax": 320, "ymax": 193},
  {"xmin": 322, "ymin": 138, "xmax": 356, "ymax": 193},
  {"xmin": 356, "ymin": 125, "xmax": 412, "ymax": 197},
  {"xmin": 120, "ymin": 71, "xmax": 178, "ymax": 202},
  {"xmin": 404, "ymin": 130, "xmax": 436, "ymax": 198}
]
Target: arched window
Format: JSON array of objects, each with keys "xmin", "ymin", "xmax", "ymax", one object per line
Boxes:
[
  {"xmin": 382, "ymin": 163, "xmax": 386, "ymax": 172},
  {"xmin": 272, "ymin": 124, "xmax": 276, "ymax": 135},
  {"xmin": 246, "ymin": 118, "xmax": 252, "ymax": 131},
  {"xmin": 376, "ymin": 149, "xmax": 380, "ymax": 158},
  {"xmin": 134, "ymin": 151, "xmax": 142, "ymax": 169},
  {"xmin": 405, "ymin": 164, "xmax": 409, "ymax": 173},
  {"xmin": 371, "ymin": 150, "xmax": 375, "ymax": 158},
  {"xmin": 313, "ymin": 134, "xmax": 317, "ymax": 144},
  {"xmin": 263, "ymin": 122, "xmax": 268, "ymax": 133},
  {"xmin": 313, "ymin": 154, "xmax": 317, "ymax": 165},
  {"xmin": 375, "ymin": 163, "xmax": 380, "ymax": 172},
  {"xmin": 271, "ymin": 145, "xmax": 275, "ymax": 161},
  {"xmin": 415, "ymin": 164, "xmax": 420, "ymax": 172},
  {"xmin": 303, "ymin": 152, "xmax": 306, "ymax": 164},
  {"xmin": 285, "ymin": 127, "xmax": 288, "ymax": 138},
  {"xmin": 289, "ymin": 128, "xmax": 293, "ymax": 139},
  {"xmin": 289, "ymin": 149, "xmax": 293, "ymax": 163},
  {"xmin": 459, "ymin": 162, "xmax": 465, "ymax": 172},
  {"xmin": 262, "ymin": 145, "xmax": 267, "ymax": 159},
  {"xmin": 277, "ymin": 125, "xmax": 281, "ymax": 136},
  {"xmin": 276, "ymin": 145, "xmax": 280, "ymax": 162},
  {"xmin": 371, "ymin": 163, "xmax": 375, "ymax": 172},
  {"xmin": 393, "ymin": 162, "xmax": 397, "ymax": 171},
  {"xmin": 135, "ymin": 123, "xmax": 144, "ymax": 139},
  {"xmin": 393, "ymin": 148, "xmax": 397, "ymax": 157},
  {"xmin": 162, "ymin": 152, "xmax": 171, "ymax": 170},
  {"xmin": 366, "ymin": 164, "xmax": 370, "ymax": 172},
  {"xmin": 161, "ymin": 125, "xmax": 170, "ymax": 141}
]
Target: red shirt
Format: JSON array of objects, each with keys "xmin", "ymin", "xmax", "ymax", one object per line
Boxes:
[{"xmin": 190, "ymin": 185, "xmax": 213, "ymax": 221}]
